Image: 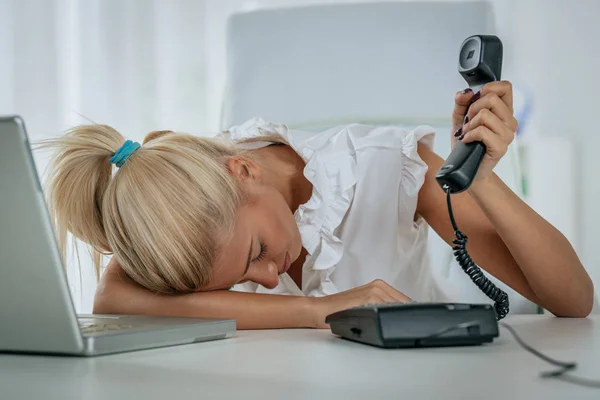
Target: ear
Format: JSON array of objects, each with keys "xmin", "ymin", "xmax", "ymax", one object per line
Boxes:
[{"xmin": 226, "ymin": 156, "xmax": 263, "ymax": 183}]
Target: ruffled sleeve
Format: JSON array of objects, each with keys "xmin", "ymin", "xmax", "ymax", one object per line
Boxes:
[
  {"xmin": 396, "ymin": 125, "xmax": 435, "ymax": 226},
  {"xmin": 219, "ymin": 117, "xmax": 291, "ymax": 142},
  {"xmin": 294, "ymin": 127, "xmax": 359, "ymax": 296}
]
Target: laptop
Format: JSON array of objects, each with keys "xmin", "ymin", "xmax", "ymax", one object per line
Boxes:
[{"xmin": 0, "ymin": 116, "xmax": 236, "ymax": 356}]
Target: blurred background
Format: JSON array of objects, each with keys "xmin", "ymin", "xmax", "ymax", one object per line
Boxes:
[{"xmin": 1, "ymin": 0, "xmax": 598, "ymax": 312}]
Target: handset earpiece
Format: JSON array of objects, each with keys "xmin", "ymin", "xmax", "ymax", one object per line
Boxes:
[{"xmin": 435, "ymin": 35, "xmax": 503, "ymax": 193}]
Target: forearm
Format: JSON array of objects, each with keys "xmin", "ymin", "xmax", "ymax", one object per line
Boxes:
[
  {"xmin": 468, "ymin": 174, "xmax": 594, "ymax": 316},
  {"xmin": 94, "ymin": 264, "xmax": 316, "ymax": 329}
]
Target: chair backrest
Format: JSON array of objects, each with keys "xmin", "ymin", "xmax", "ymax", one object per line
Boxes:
[
  {"xmin": 223, "ymin": 1, "xmax": 536, "ymax": 313},
  {"xmin": 222, "ymin": 1, "xmax": 495, "ymax": 128}
]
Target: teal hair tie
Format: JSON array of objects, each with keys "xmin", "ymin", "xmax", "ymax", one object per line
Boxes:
[{"xmin": 109, "ymin": 140, "xmax": 141, "ymax": 168}]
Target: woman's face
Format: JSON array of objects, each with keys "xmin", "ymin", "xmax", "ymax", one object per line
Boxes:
[{"xmin": 204, "ymin": 182, "xmax": 303, "ymax": 291}]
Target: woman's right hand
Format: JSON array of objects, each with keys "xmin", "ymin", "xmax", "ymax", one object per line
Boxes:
[{"xmin": 309, "ymin": 280, "xmax": 411, "ymax": 329}]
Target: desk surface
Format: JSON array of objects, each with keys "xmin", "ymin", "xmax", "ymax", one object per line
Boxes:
[{"xmin": 1, "ymin": 315, "xmax": 598, "ymax": 400}]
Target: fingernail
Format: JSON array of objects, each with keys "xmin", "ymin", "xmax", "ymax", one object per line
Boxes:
[
  {"xmin": 458, "ymin": 134, "xmax": 465, "ymax": 140},
  {"xmin": 463, "ymin": 115, "xmax": 469, "ymax": 125},
  {"xmin": 471, "ymin": 91, "xmax": 481, "ymax": 102},
  {"xmin": 454, "ymin": 127, "xmax": 462, "ymax": 137},
  {"xmin": 461, "ymin": 88, "xmax": 473, "ymax": 95}
]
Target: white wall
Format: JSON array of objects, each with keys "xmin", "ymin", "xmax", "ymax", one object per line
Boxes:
[
  {"xmin": 494, "ymin": 0, "xmax": 600, "ymax": 291},
  {"xmin": 1, "ymin": 0, "xmax": 208, "ymax": 140}
]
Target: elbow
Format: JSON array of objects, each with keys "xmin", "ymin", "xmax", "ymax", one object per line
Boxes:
[
  {"xmin": 93, "ymin": 294, "xmax": 114, "ymax": 315},
  {"xmin": 574, "ymin": 271, "xmax": 595, "ymax": 317},
  {"xmin": 92, "ymin": 263, "xmax": 130, "ymax": 315},
  {"xmin": 93, "ymin": 289, "xmax": 127, "ymax": 315},
  {"xmin": 552, "ymin": 277, "xmax": 595, "ymax": 318},
  {"xmin": 575, "ymin": 283, "xmax": 595, "ymax": 318},
  {"xmin": 554, "ymin": 306, "xmax": 592, "ymax": 319},
  {"xmin": 92, "ymin": 279, "xmax": 113, "ymax": 314},
  {"xmin": 93, "ymin": 296, "xmax": 130, "ymax": 316}
]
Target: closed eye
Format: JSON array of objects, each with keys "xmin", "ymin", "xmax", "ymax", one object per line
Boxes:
[{"xmin": 255, "ymin": 242, "xmax": 268, "ymax": 262}]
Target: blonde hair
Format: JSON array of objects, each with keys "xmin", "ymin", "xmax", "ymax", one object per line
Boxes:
[{"xmin": 34, "ymin": 125, "xmax": 275, "ymax": 293}]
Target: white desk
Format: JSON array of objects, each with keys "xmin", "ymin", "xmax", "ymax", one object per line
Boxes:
[{"xmin": 1, "ymin": 315, "xmax": 598, "ymax": 400}]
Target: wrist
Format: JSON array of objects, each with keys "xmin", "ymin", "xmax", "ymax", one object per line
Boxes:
[
  {"xmin": 467, "ymin": 174, "xmax": 495, "ymax": 199},
  {"xmin": 302, "ymin": 296, "xmax": 320, "ymax": 329}
]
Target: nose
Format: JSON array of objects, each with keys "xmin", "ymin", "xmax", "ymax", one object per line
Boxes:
[{"xmin": 247, "ymin": 260, "xmax": 279, "ymax": 289}]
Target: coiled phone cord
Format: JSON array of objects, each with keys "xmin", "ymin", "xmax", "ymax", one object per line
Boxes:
[{"xmin": 445, "ymin": 186, "xmax": 510, "ymax": 320}]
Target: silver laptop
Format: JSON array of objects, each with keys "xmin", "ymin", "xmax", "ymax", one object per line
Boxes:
[{"xmin": 0, "ymin": 116, "xmax": 236, "ymax": 356}]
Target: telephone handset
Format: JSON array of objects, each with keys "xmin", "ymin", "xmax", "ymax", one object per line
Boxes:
[
  {"xmin": 436, "ymin": 35, "xmax": 503, "ymax": 193},
  {"xmin": 435, "ymin": 35, "xmax": 509, "ymax": 320}
]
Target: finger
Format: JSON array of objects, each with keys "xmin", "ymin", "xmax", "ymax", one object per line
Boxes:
[
  {"xmin": 369, "ymin": 279, "xmax": 411, "ymax": 303},
  {"xmin": 393, "ymin": 291, "xmax": 411, "ymax": 302},
  {"xmin": 461, "ymin": 126, "xmax": 508, "ymax": 161},
  {"xmin": 463, "ymin": 108, "xmax": 515, "ymax": 144},
  {"xmin": 377, "ymin": 293, "xmax": 405, "ymax": 304},
  {"xmin": 380, "ymin": 285, "xmax": 411, "ymax": 303},
  {"xmin": 369, "ymin": 280, "xmax": 398, "ymax": 301},
  {"xmin": 480, "ymin": 80, "xmax": 514, "ymax": 113},
  {"xmin": 466, "ymin": 92, "xmax": 518, "ymax": 132},
  {"xmin": 452, "ymin": 89, "xmax": 476, "ymax": 128},
  {"xmin": 372, "ymin": 296, "xmax": 388, "ymax": 304}
]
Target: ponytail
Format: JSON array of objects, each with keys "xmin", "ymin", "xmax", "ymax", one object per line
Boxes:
[{"xmin": 36, "ymin": 125, "xmax": 126, "ymax": 277}]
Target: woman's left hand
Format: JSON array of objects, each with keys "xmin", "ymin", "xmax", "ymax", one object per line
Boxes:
[{"xmin": 450, "ymin": 80, "xmax": 519, "ymax": 188}]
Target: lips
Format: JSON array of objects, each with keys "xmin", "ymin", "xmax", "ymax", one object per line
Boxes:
[{"xmin": 280, "ymin": 252, "xmax": 291, "ymax": 275}]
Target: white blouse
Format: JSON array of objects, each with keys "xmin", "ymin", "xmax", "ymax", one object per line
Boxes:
[{"xmin": 220, "ymin": 117, "xmax": 448, "ymax": 302}]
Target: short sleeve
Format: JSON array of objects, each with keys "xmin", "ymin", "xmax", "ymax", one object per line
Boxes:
[
  {"xmin": 219, "ymin": 117, "xmax": 290, "ymax": 142},
  {"xmin": 396, "ymin": 125, "xmax": 435, "ymax": 227}
]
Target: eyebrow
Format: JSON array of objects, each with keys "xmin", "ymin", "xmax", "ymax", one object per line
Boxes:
[{"xmin": 244, "ymin": 238, "xmax": 253, "ymax": 275}]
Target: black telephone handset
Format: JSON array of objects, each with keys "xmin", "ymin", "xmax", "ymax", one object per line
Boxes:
[
  {"xmin": 435, "ymin": 35, "xmax": 503, "ymax": 193},
  {"xmin": 436, "ymin": 35, "xmax": 510, "ymax": 320}
]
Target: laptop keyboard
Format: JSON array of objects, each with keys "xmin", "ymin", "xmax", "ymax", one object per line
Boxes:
[{"xmin": 79, "ymin": 322, "xmax": 137, "ymax": 334}]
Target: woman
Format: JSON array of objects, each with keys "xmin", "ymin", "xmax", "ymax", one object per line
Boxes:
[{"xmin": 40, "ymin": 81, "xmax": 594, "ymax": 329}]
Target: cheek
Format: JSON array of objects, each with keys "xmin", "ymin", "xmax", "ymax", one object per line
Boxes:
[
  {"xmin": 277, "ymin": 199, "xmax": 301, "ymax": 248},
  {"xmin": 271, "ymin": 199, "xmax": 293, "ymax": 234},
  {"xmin": 263, "ymin": 191, "xmax": 298, "ymax": 240}
]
